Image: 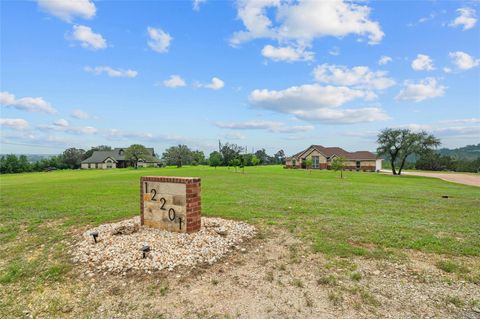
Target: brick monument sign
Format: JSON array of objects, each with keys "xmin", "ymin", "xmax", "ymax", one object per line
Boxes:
[{"xmin": 140, "ymin": 176, "xmax": 201, "ymax": 233}]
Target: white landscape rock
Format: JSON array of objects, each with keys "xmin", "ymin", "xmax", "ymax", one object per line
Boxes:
[{"xmin": 70, "ymin": 216, "xmax": 256, "ymax": 275}]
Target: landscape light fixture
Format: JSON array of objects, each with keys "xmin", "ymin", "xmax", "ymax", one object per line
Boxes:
[
  {"xmin": 90, "ymin": 231, "xmax": 99, "ymax": 243},
  {"xmin": 141, "ymin": 245, "xmax": 151, "ymax": 259}
]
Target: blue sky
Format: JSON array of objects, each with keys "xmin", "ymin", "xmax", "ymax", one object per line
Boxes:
[{"xmin": 1, "ymin": 0, "xmax": 479, "ymax": 156}]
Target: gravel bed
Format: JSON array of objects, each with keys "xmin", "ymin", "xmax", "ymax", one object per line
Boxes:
[{"xmin": 71, "ymin": 216, "xmax": 256, "ymax": 275}]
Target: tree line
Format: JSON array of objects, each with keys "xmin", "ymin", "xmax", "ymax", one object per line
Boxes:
[
  {"xmin": 1, "ymin": 145, "xmax": 109, "ymax": 174},
  {"xmin": 0, "ymin": 142, "xmax": 287, "ymax": 174},
  {"xmin": 162, "ymin": 142, "xmax": 286, "ymax": 169},
  {"xmin": 4, "ymin": 130, "xmax": 477, "ymax": 175}
]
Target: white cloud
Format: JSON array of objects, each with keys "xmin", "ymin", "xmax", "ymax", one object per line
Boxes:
[
  {"xmin": 396, "ymin": 77, "xmax": 446, "ymax": 102},
  {"xmin": 70, "ymin": 25, "xmax": 107, "ymax": 50},
  {"xmin": 0, "ymin": 91, "xmax": 57, "ymax": 114},
  {"xmin": 37, "ymin": 0, "xmax": 96, "ymax": 22},
  {"xmin": 231, "ymin": 0, "xmax": 384, "ymax": 48},
  {"xmin": 293, "ymin": 107, "xmax": 389, "ymax": 124},
  {"xmin": 215, "ymin": 120, "xmax": 314, "ymax": 133},
  {"xmin": 78, "ymin": 126, "xmax": 98, "ymax": 134},
  {"xmin": 53, "ymin": 118, "xmax": 69, "ymax": 127},
  {"xmin": 249, "ymin": 84, "xmax": 387, "ymax": 124},
  {"xmin": 378, "ymin": 56, "xmax": 392, "ymax": 65},
  {"xmin": 84, "ymin": 66, "xmax": 138, "ymax": 78},
  {"xmin": 449, "ymin": 51, "xmax": 480, "ymax": 70},
  {"xmin": 223, "ymin": 131, "xmax": 246, "ymax": 140},
  {"xmin": 193, "ymin": 0, "xmax": 207, "ymax": 11},
  {"xmin": 147, "ymin": 27, "xmax": 172, "ymax": 53},
  {"xmin": 38, "ymin": 120, "xmax": 98, "ymax": 135},
  {"xmin": 0, "ymin": 131, "xmax": 74, "ymax": 150},
  {"xmin": 400, "ymin": 119, "xmax": 480, "ymax": 138},
  {"xmin": 250, "ymin": 84, "xmax": 376, "ymax": 112},
  {"xmin": 0, "ymin": 118, "xmax": 29, "ymax": 130},
  {"xmin": 198, "ymin": 77, "xmax": 225, "ymax": 90},
  {"xmin": 313, "ymin": 64, "xmax": 395, "ymax": 90},
  {"xmin": 71, "ymin": 109, "xmax": 92, "ymax": 120},
  {"xmin": 450, "ymin": 7, "xmax": 477, "ymax": 30},
  {"xmin": 411, "ymin": 54, "xmax": 435, "ymax": 71},
  {"xmin": 163, "ymin": 75, "xmax": 186, "ymax": 88},
  {"xmin": 261, "ymin": 44, "xmax": 314, "ymax": 62}
]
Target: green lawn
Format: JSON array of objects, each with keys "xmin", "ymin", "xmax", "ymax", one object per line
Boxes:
[{"xmin": 1, "ymin": 166, "xmax": 479, "ymax": 288}]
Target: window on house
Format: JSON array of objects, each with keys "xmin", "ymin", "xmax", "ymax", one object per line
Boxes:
[
  {"xmin": 312, "ymin": 156, "xmax": 320, "ymax": 168},
  {"xmin": 292, "ymin": 159, "xmax": 296, "ymax": 166},
  {"xmin": 356, "ymin": 161, "xmax": 361, "ymax": 169}
]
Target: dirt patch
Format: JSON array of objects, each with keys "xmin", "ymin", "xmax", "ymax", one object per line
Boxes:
[{"xmin": 15, "ymin": 228, "xmax": 480, "ymax": 319}]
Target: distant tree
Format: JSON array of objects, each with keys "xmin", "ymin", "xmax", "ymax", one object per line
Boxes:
[
  {"xmin": 191, "ymin": 150, "xmax": 206, "ymax": 166},
  {"xmin": 274, "ymin": 149, "xmax": 286, "ymax": 165},
  {"xmin": 304, "ymin": 158, "xmax": 313, "ymax": 173},
  {"xmin": 18, "ymin": 155, "xmax": 31, "ymax": 172},
  {"xmin": 331, "ymin": 156, "xmax": 347, "ymax": 179},
  {"xmin": 415, "ymin": 151, "xmax": 453, "ymax": 171},
  {"xmin": 255, "ymin": 149, "xmax": 270, "ymax": 164},
  {"xmin": 1, "ymin": 155, "xmax": 19, "ymax": 173},
  {"xmin": 251, "ymin": 155, "xmax": 260, "ymax": 166},
  {"xmin": 230, "ymin": 158, "xmax": 241, "ymax": 172},
  {"xmin": 125, "ymin": 144, "xmax": 153, "ymax": 169},
  {"xmin": 162, "ymin": 144, "xmax": 192, "ymax": 167},
  {"xmin": 0, "ymin": 154, "xmax": 32, "ymax": 174},
  {"xmin": 377, "ymin": 128, "xmax": 440, "ymax": 175},
  {"xmin": 62, "ymin": 148, "xmax": 85, "ymax": 169},
  {"xmin": 82, "ymin": 145, "xmax": 112, "ymax": 160},
  {"xmin": 240, "ymin": 153, "xmax": 252, "ymax": 167},
  {"xmin": 455, "ymin": 157, "xmax": 480, "ymax": 173},
  {"xmin": 208, "ymin": 151, "xmax": 222, "ymax": 169},
  {"xmin": 0, "ymin": 156, "xmax": 5, "ymax": 174},
  {"xmin": 219, "ymin": 142, "xmax": 243, "ymax": 166}
]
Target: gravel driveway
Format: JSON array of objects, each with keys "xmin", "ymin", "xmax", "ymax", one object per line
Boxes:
[{"xmin": 381, "ymin": 170, "xmax": 480, "ymax": 187}]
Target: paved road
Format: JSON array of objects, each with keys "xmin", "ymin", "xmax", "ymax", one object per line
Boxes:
[{"xmin": 380, "ymin": 170, "xmax": 480, "ymax": 187}]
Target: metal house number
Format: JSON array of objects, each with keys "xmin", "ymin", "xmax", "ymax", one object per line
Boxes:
[{"xmin": 145, "ymin": 182, "xmax": 184, "ymax": 230}]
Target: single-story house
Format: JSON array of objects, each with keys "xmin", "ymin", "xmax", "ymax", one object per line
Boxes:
[
  {"xmin": 285, "ymin": 145, "xmax": 382, "ymax": 172},
  {"xmin": 81, "ymin": 147, "xmax": 160, "ymax": 169}
]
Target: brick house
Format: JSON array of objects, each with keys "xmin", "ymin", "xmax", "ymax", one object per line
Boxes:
[
  {"xmin": 285, "ymin": 145, "xmax": 382, "ymax": 172},
  {"xmin": 81, "ymin": 147, "xmax": 160, "ymax": 169}
]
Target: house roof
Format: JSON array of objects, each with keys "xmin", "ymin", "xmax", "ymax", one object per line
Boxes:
[
  {"xmin": 81, "ymin": 147, "xmax": 159, "ymax": 164},
  {"xmin": 290, "ymin": 145, "xmax": 377, "ymax": 161},
  {"xmin": 82, "ymin": 151, "xmax": 119, "ymax": 163},
  {"xmin": 285, "ymin": 149, "xmax": 305, "ymax": 161}
]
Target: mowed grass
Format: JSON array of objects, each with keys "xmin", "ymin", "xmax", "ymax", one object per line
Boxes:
[{"xmin": 0, "ymin": 166, "xmax": 479, "ymax": 289}]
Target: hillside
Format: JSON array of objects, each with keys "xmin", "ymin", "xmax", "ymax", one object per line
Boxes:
[{"xmin": 437, "ymin": 144, "xmax": 480, "ymax": 161}]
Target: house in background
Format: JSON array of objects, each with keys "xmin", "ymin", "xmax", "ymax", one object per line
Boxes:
[
  {"xmin": 285, "ymin": 145, "xmax": 382, "ymax": 172},
  {"xmin": 81, "ymin": 147, "xmax": 160, "ymax": 169}
]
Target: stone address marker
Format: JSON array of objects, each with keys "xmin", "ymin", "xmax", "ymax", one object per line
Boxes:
[{"xmin": 140, "ymin": 176, "xmax": 201, "ymax": 233}]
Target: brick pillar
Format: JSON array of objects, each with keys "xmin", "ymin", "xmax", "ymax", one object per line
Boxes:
[
  {"xmin": 140, "ymin": 176, "xmax": 201, "ymax": 233},
  {"xmin": 186, "ymin": 181, "xmax": 201, "ymax": 233}
]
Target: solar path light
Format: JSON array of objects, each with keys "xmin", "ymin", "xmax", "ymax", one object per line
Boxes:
[
  {"xmin": 90, "ymin": 231, "xmax": 99, "ymax": 243},
  {"xmin": 141, "ymin": 245, "xmax": 151, "ymax": 259}
]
